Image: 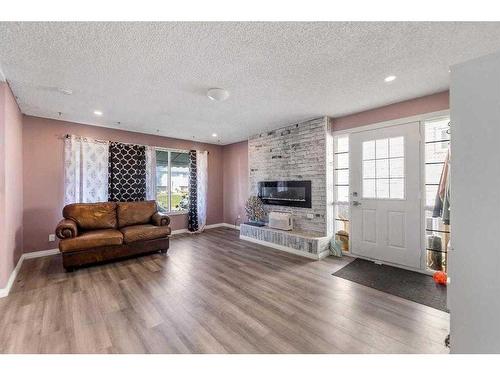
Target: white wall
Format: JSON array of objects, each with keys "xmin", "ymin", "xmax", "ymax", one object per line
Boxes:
[{"xmin": 450, "ymin": 51, "xmax": 500, "ymax": 353}]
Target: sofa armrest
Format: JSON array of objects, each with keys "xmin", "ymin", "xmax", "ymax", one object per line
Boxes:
[
  {"xmin": 151, "ymin": 212, "xmax": 170, "ymax": 227},
  {"xmin": 56, "ymin": 219, "xmax": 79, "ymax": 239}
]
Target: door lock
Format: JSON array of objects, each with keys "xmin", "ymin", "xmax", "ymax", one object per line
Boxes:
[{"xmin": 352, "ymin": 201, "xmax": 361, "ymax": 206}]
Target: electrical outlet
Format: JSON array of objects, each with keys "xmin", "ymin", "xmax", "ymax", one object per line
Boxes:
[
  {"xmin": 237, "ymin": 215, "xmax": 241, "ymax": 219},
  {"xmin": 306, "ymin": 213, "xmax": 314, "ymax": 219},
  {"xmin": 48, "ymin": 234, "xmax": 56, "ymax": 242}
]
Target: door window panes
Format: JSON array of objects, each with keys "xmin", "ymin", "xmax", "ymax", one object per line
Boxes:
[
  {"xmin": 376, "ymin": 159, "xmax": 389, "ymax": 178},
  {"xmin": 362, "ymin": 160, "xmax": 376, "ymax": 178},
  {"xmin": 362, "ymin": 136, "xmax": 405, "ymax": 199}
]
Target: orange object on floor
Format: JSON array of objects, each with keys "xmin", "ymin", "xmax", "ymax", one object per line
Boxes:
[{"xmin": 433, "ymin": 271, "xmax": 448, "ymax": 285}]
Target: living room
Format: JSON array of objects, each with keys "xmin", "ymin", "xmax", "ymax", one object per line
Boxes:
[{"xmin": 1, "ymin": 1, "xmax": 500, "ymax": 372}]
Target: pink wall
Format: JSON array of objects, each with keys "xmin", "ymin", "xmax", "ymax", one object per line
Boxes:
[
  {"xmin": 222, "ymin": 141, "xmax": 248, "ymax": 225},
  {"xmin": 0, "ymin": 84, "xmax": 5, "ymax": 287},
  {"xmin": 22, "ymin": 116, "xmax": 224, "ymax": 253},
  {"xmin": 0, "ymin": 83, "xmax": 24, "ymax": 289},
  {"xmin": 331, "ymin": 91, "xmax": 449, "ymax": 131}
]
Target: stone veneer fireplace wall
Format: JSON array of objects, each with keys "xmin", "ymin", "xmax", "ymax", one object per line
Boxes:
[{"xmin": 248, "ymin": 117, "xmax": 334, "ymax": 237}]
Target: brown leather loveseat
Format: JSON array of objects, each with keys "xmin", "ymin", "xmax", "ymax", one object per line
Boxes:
[{"xmin": 55, "ymin": 201, "xmax": 171, "ymax": 271}]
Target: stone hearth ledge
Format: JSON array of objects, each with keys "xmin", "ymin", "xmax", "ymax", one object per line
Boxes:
[{"xmin": 239, "ymin": 223, "xmax": 330, "ymax": 260}]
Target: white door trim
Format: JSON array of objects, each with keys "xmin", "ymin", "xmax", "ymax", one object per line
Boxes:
[{"xmin": 349, "ymin": 122, "xmax": 421, "ymax": 269}]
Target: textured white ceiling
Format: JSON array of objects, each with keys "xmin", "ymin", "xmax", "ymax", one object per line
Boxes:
[{"xmin": 1, "ymin": 22, "xmax": 500, "ymax": 144}]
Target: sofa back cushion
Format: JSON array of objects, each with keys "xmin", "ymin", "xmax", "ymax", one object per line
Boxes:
[
  {"xmin": 117, "ymin": 200, "xmax": 157, "ymax": 228},
  {"xmin": 63, "ymin": 202, "xmax": 117, "ymax": 230}
]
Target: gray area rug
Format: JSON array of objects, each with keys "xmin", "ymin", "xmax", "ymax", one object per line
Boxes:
[{"xmin": 333, "ymin": 258, "xmax": 448, "ymax": 312}]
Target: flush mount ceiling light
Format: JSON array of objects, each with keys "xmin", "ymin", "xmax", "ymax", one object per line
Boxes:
[
  {"xmin": 384, "ymin": 75, "xmax": 397, "ymax": 83},
  {"xmin": 212, "ymin": 133, "xmax": 218, "ymax": 137},
  {"xmin": 93, "ymin": 110, "xmax": 103, "ymax": 116},
  {"xmin": 207, "ymin": 88, "xmax": 230, "ymax": 102}
]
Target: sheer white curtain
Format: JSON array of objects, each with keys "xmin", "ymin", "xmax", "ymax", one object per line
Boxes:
[
  {"xmin": 145, "ymin": 146, "xmax": 157, "ymax": 200},
  {"xmin": 196, "ymin": 150, "xmax": 208, "ymax": 230},
  {"xmin": 64, "ymin": 135, "xmax": 109, "ymax": 205}
]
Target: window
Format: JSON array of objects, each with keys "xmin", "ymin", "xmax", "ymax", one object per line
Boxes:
[
  {"xmin": 333, "ymin": 135, "xmax": 350, "ymax": 252},
  {"xmin": 362, "ymin": 136, "xmax": 405, "ymax": 199},
  {"xmin": 155, "ymin": 150, "xmax": 190, "ymax": 212},
  {"xmin": 424, "ymin": 117, "xmax": 451, "ymax": 271},
  {"xmin": 334, "ymin": 135, "xmax": 349, "ymax": 203}
]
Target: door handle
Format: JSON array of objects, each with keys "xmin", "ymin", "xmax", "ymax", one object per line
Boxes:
[{"xmin": 352, "ymin": 201, "xmax": 361, "ymax": 206}]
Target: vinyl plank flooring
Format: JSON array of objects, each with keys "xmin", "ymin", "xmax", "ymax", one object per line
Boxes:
[{"xmin": 0, "ymin": 227, "xmax": 449, "ymax": 353}]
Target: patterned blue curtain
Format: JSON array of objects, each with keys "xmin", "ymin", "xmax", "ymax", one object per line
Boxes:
[{"xmin": 188, "ymin": 150, "xmax": 198, "ymax": 232}]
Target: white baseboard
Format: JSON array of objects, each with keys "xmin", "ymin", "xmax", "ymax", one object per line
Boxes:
[
  {"xmin": 205, "ymin": 223, "xmax": 240, "ymax": 230},
  {"xmin": 23, "ymin": 248, "xmax": 59, "ymax": 259},
  {"xmin": 170, "ymin": 223, "xmax": 240, "ymax": 236},
  {"xmin": 204, "ymin": 223, "xmax": 224, "ymax": 230},
  {"xmin": 0, "ymin": 248, "xmax": 59, "ymax": 298},
  {"xmin": 171, "ymin": 228, "xmax": 189, "ymax": 235},
  {"xmin": 0, "ymin": 254, "xmax": 24, "ymax": 298},
  {"xmin": 219, "ymin": 223, "xmax": 241, "ymax": 230},
  {"xmin": 240, "ymin": 235, "xmax": 328, "ymax": 260}
]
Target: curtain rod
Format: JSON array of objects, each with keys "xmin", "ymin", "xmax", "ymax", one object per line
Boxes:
[{"xmin": 62, "ymin": 134, "xmax": 209, "ymax": 154}]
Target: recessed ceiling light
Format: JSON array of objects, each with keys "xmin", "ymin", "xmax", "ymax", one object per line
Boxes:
[
  {"xmin": 212, "ymin": 133, "xmax": 218, "ymax": 137},
  {"xmin": 57, "ymin": 87, "xmax": 73, "ymax": 95},
  {"xmin": 384, "ymin": 75, "xmax": 397, "ymax": 83},
  {"xmin": 207, "ymin": 88, "xmax": 230, "ymax": 102},
  {"xmin": 93, "ymin": 110, "xmax": 103, "ymax": 116}
]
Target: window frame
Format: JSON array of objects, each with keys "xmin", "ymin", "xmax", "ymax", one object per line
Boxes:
[
  {"xmin": 333, "ymin": 134, "xmax": 351, "ymax": 253},
  {"xmin": 155, "ymin": 147, "xmax": 190, "ymax": 215},
  {"xmin": 422, "ymin": 116, "xmax": 451, "ymax": 272}
]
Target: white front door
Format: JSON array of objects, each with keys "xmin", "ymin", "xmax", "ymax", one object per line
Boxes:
[{"xmin": 350, "ymin": 122, "xmax": 421, "ymax": 269}]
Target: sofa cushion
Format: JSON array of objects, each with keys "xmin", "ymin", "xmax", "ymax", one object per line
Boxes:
[
  {"xmin": 59, "ymin": 229, "xmax": 123, "ymax": 253},
  {"xmin": 120, "ymin": 224, "xmax": 171, "ymax": 243},
  {"xmin": 117, "ymin": 201, "xmax": 157, "ymax": 228},
  {"xmin": 63, "ymin": 202, "xmax": 117, "ymax": 230}
]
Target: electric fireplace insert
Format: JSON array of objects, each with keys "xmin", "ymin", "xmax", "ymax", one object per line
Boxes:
[{"xmin": 258, "ymin": 180, "xmax": 312, "ymax": 208}]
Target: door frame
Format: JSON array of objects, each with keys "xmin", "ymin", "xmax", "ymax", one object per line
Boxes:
[{"xmin": 332, "ymin": 109, "xmax": 450, "ymax": 274}]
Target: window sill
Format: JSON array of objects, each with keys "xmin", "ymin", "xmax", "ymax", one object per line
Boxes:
[{"xmin": 162, "ymin": 210, "xmax": 188, "ymax": 216}]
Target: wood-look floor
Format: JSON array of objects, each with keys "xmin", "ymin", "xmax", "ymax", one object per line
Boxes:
[{"xmin": 0, "ymin": 227, "xmax": 449, "ymax": 354}]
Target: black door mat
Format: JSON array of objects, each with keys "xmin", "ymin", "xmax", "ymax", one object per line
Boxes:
[{"xmin": 333, "ymin": 258, "xmax": 448, "ymax": 312}]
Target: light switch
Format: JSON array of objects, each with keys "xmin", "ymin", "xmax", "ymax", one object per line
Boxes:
[{"xmin": 48, "ymin": 234, "xmax": 56, "ymax": 242}]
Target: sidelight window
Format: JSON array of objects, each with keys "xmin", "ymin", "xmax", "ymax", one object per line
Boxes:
[
  {"xmin": 424, "ymin": 117, "xmax": 451, "ymax": 272},
  {"xmin": 333, "ymin": 135, "xmax": 350, "ymax": 252}
]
